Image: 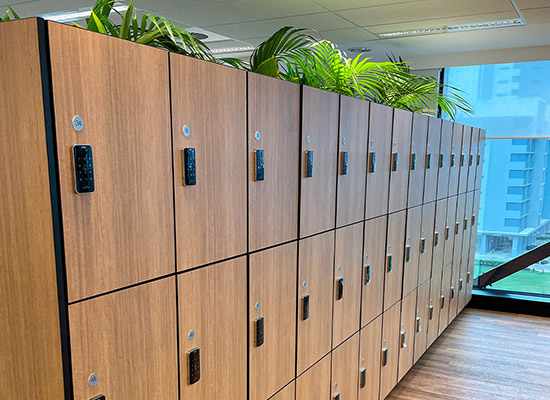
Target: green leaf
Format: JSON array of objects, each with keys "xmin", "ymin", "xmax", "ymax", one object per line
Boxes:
[
  {"xmin": 119, "ymin": 0, "xmax": 135, "ymax": 39},
  {"xmin": 255, "ymin": 57, "xmax": 280, "ymax": 78},
  {"xmin": 90, "ymin": 10, "xmax": 107, "ymax": 34}
]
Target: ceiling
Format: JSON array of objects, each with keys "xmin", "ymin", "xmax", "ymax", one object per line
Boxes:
[{"xmin": 3, "ymin": 0, "xmax": 550, "ymax": 68}]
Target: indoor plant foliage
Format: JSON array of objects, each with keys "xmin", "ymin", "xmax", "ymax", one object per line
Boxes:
[
  {"xmin": 1, "ymin": 5, "xmax": 18, "ymax": 21},
  {"xmin": 1, "ymin": 0, "xmax": 472, "ymax": 119}
]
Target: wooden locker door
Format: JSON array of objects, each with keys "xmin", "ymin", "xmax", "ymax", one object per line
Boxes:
[
  {"xmin": 248, "ymin": 73, "xmax": 300, "ymax": 251},
  {"xmin": 358, "ymin": 316, "xmax": 382, "ymax": 400},
  {"xmin": 171, "ymin": 54, "xmax": 247, "ymax": 272},
  {"xmin": 379, "ymin": 301, "xmax": 401, "ymax": 400},
  {"xmin": 296, "ymin": 354, "xmax": 331, "ymax": 400},
  {"xmin": 362, "ymin": 216, "xmax": 387, "ymax": 327},
  {"xmin": 403, "ymin": 206, "xmax": 422, "ymax": 297},
  {"xmin": 179, "ymin": 257, "xmax": 247, "ymax": 399},
  {"xmin": 333, "ymin": 223, "xmax": 364, "ymax": 347},
  {"xmin": 49, "ymin": 22, "xmax": 175, "ymax": 301},
  {"xmin": 462, "ymin": 192, "xmax": 475, "ymax": 256},
  {"xmin": 432, "ymin": 199, "xmax": 447, "ymax": 273},
  {"xmin": 418, "ymin": 202, "xmax": 436, "ymax": 286},
  {"xmin": 384, "ymin": 211, "xmax": 406, "ymax": 311},
  {"xmin": 300, "ymin": 86, "xmax": 339, "ymax": 237},
  {"xmin": 0, "ymin": 19, "xmax": 64, "ymax": 399},
  {"xmin": 436, "ymin": 120, "xmax": 453, "ymax": 200},
  {"xmin": 448, "ymin": 123, "xmax": 463, "ymax": 196},
  {"xmin": 272, "ymin": 383, "xmax": 296, "ymax": 400},
  {"xmin": 426, "ymin": 274, "xmax": 441, "ymax": 347},
  {"xmin": 337, "ymin": 95, "xmax": 369, "ymax": 227},
  {"xmin": 424, "ymin": 117, "xmax": 442, "ymax": 204},
  {"xmin": 69, "ymin": 278, "xmax": 178, "ymax": 399},
  {"xmin": 448, "ymin": 258, "xmax": 461, "ymax": 323},
  {"xmin": 365, "ymin": 103, "xmax": 393, "ymax": 219},
  {"xmin": 453, "ymin": 194, "xmax": 467, "ymax": 262},
  {"xmin": 398, "ymin": 290, "xmax": 417, "ymax": 382},
  {"xmin": 332, "ymin": 333, "xmax": 360, "ymax": 400},
  {"xmin": 471, "ymin": 190, "xmax": 481, "ymax": 249},
  {"xmin": 414, "ymin": 280, "xmax": 431, "ymax": 363},
  {"xmin": 438, "ymin": 265, "xmax": 452, "ymax": 335},
  {"xmin": 468, "ymin": 128, "xmax": 480, "ymax": 192},
  {"xmin": 443, "ymin": 196, "xmax": 457, "ymax": 268},
  {"xmin": 408, "ymin": 114, "xmax": 428, "ymax": 208},
  {"xmin": 297, "ymin": 231, "xmax": 335, "ymax": 374},
  {"xmin": 389, "ymin": 108, "xmax": 413, "ymax": 213},
  {"xmin": 475, "ymin": 130, "xmax": 486, "ymax": 190},
  {"xmin": 250, "ymin": 242, "xmax": 297, "ymax": 400},
  {"xmin": 458, "ymin": 126, "xmax": 472, "ymax": 194},
  {"xmin": 466, "ymin": 247, "xmax": 476, "ymax": 303},
  {"xmin": 457, "ymin": 255, "xmax": 468, "ymax": 313}
]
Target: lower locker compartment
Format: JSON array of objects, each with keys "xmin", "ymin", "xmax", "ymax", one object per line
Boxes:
[
  {"xmin": 270, "ymin": 382, "xmax": 295, "ymax": 400},
  {"xmin": 358, "ymin": 315, "xmax": 383, "ymax": 400},
  {"xmin": 438, "ymin": 265, "xmax": 452, "ymax": 335},
  {"xmin": 331, "ymin": 333, "xmax": 360, "ymax": 400},
  {"xmin": 379, "ymin": 301, "xmax": 401, "ymax": 400},
  {"xmin": 414, "ymin": 279, "xmax": 431, "ymax": 363},
  {"xmin": 427, "ymin": 273, "xmax": 442, "ymax": 348},
  {"xmin": 448, "ymin": 258, "xmax": 461, "ymax": 323},
  {"xmin": 398, "ymin": 290, "xmax": 417, "ymax": 382},
  {"xmin": 296, "ymin": 354, "xmax": 331, "ymax": 400}
]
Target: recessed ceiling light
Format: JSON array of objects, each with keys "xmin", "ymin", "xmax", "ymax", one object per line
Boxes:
[
  {"xmin": 39, "ymin": 3, "xmax": 129, "ymax": 23},
  {"xmin": 347, "ymin": 47, "xmax": 371, "ymax": 53},
  {"xmin": 211, "ymin": 46, "xmax": 256, "ymax": 54},
  {"xmin": 377, "ymin": 19, "xmax": 524, "ymax": 38}
]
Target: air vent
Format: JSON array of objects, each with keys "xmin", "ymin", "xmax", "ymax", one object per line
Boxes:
[
  {"xmin": 347, "ymin": 47, "xmax": 371, "ymax": 53},
  {"xmin": 190, "ymin": 32, "xmax": 209, "ymax": 40}
]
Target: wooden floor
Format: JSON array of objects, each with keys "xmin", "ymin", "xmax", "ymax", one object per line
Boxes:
[{"xmin": 387, "ymin": 308, "xmax": 550, "ymax": 400}]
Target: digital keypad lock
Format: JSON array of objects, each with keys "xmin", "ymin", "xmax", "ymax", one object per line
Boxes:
[{"xmin": 73, "ymin": 145, "xmax": 95, "ymax": 193}]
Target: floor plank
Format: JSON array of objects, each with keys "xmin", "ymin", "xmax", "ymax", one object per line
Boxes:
[{"xmin": 387, "ymin": 308, "xmax": 550, "ymax": 400}]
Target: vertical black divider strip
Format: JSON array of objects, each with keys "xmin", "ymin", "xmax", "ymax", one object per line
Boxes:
[
  {"xmin": 245, "ymin": 72, "xmax": 251, "ymax": 400},
  {"xmin": 167, "ymin": 53, "xmax": 182, "ymax": 400},
  {"xmin": 36, "ymin": 18, "xmax": 74, "ymax": 400},
  {"xmin": 437, "ymin": 68, "xmax": 445, "ymax": 119}
]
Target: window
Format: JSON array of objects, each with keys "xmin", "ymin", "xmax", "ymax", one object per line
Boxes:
[
  {"xmin": 507, "ymin": 186, "xmax": 523, "ymax": 195},
  {"xmin": 504, "ymin": 218, "xmax": 520, "ymax": 227},
  {"xmin": 510, "ymin": 154, "xmax": 527, "ymax": 162},
  {"xmin": 508, "ymin": 170, "xmax": 525, "ymax": 179},
  {"xmin": 512, "ymin": 139, "xmax": 528, "ymax": 145},
  {"xmin": 506, "ymin": 202, "xmax": 521, "ymax": 211}
]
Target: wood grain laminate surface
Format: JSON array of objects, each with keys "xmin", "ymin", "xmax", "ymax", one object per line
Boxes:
[
  {"xmin": 436, "ymin": 120, "xmax": 453, "ymax": 200},
  {"xmin": 423, "ymin": 117, "xmax": 441, "ymax": 204},
  {"xmin": 408, "ymin": 113, "xmax": 429, "ymax": 208},
  {"xmin": 296, "ymin": 355, "xmax": 331, "ymax": 400},
  {"xmin": 389, "ymin": 108, "xmax": 413, "ymax": 213},
  {"xmin": 331, "ymin": 333, "xmax": 360, "ymax": 400},
  {"xmin": 359, "ymin": 316, "xmax": 383, "ymax": 400}
]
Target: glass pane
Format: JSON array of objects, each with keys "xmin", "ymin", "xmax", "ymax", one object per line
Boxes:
[{"xmin": 444, "ymin": 61, "xmax": 550, "ymax": 296}]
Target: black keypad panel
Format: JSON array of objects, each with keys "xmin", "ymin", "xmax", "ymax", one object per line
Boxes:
[{"xmin": 73, "ymin": 145, "xmax": 95, "ymax": 193}]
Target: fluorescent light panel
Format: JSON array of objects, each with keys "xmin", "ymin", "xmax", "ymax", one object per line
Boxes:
[
  {"xmin": 211, "ymin": 46, "xmax": 255, "ymax": 54},
  {"xmin": 39, "ymin": 3, "xmax": 129, "ymax": 23},
  {"xmin": 378, "ymin": 19, "xmax": 524, "ymax": 38}
]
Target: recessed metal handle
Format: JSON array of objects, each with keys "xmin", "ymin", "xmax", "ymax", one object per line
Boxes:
[
  {"xmin": 416, "ymin": 317, "xmax": 422, "ymax": 333},
  {"xmin": 305, "ymin": 150, "xmax": 313, "ymax": 178},
  {"xmin": 469, "ymin": 154, "xmax": 473, "ymax": 166},
  {"xmin": 255, "ymin": 317, "xmax": 264, "ymax": 347},
  {"xmin": 426, "ymin": 153, "xmax": 432, "ymax": 169},
  {"xmin": 382, "ymin": 347, "xmax": 388, "ymax": 366},
  {"xmin": 451, "ymin": 286, "xmax": 455, "ymax": 299},
  {"xmin": 459, "ymin": 278, "xmax": 463, "ymax": 291},
  {"xmin": 400, "ymin": 330, "xmax": 407, "ymax": 348},
  {"xmin": 451, "ymin": 153, "xmax": 456, "ymax": 167},
  {"xmin": 405, "ymin": 245, "xmax": 411, "ymax": 262},
  {"xmin": 472, "ymin": 214, "xmax": 476, "ymax": 226},
  {"xmin": 464, "ymin": 217, "xmax": 468, "ymax": 230},
  {"xmin": 410, "ymin": 153, "xmax": 417, "ymax": 170},
  {"xmin": 183, "ymin": 148, "xmax": 196, "ymax": 186},
  {"xmin": 434, "ymin": 231, "xmax": 439, "ymax": 246},
  {"xmin": 429, "ymin": 304, "xmax": 434, "ymax": 320},
  {"xmin": 368, "ymin": 151, "xmax": 376, "ymax": 173},
  {"xmin": 364, "ymin": 264, "xmax": 371, "ymax": 285},
  {"xmin": 439, "ymin": 153, "xmax": 444, "ymax": 168},
  {"xmin": 333, "ymin": 392, "xmax": 340, "ymax": 400},
  {"xmin": 477, "ymin": 154, "xmax": 480, "ymax": 165},
  {"xmin": 341, "ymin": 151, "xmax": 349, "ymax": 175},
  {"xmin": 391, "ymin": 152, "xmax": 399, "ymax": 171},
  {"xmin": 441, "ymin": 295, "xmax": 445, "ymax": 309},
  {"xmin": 455, "ymin": 222, "xmax": 460, "ymax": 235},
  {"xmin": 445, "ymin": 226, "xmax": 450, "ymax": 240},
  {"xmin": 387, "ymin": 254, "xmax": 393, "ymax": 272},
  {"xmin": 302, "ymin": 294, "xmax": 310, "ymax": 321},
  {"xmin": 360, "ymin": 367, "xmax": 367, "ymax": 388},
  {"xmin": 421, "ymin": 238, "xmax": 426, "ymax": 254},
  {"xmin": 255, "ymin": 149, "xmax": 264, "ymax": 181},
  {"xmin": 90, "ymin": 396, "xmax": 106, "ymax": 400},
  {"xmin": 336, "ymin": 277, "xmax": 344, "ymax": 300},
  {"xmin": 460, "ymin": 153, "xmax": 465, "ymax": 167},
  {"xmin": 467, "ymin": 272, "xmax": 471, "ymax": 283}
]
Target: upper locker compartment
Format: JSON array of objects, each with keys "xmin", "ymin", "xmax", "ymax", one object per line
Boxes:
[
  {"xmin": 337, "ymin": 96, "xmax": 369, "ymax": 227},
  {"xmin": 458, "ymin": 126, "xmax": 472, "ymax": 194},
  {"xmin": 476, "ymin": 130, "xmax": 487, "ymax": 190},
  {"xmin": 248, "ymin": 74, "xmax": 300, "ymax": 251},
  {"xmin": 300, "ymin": 86, "xmax": 339, "ymax": 237},
  {"xmin": 171, "ymin": 55, "xmax": 247, "ymax": 272},
  {"xmin": 366, "ymin": 103, "xmax": 393, "ymax": 219},
  {"xmin": 468, "ymin": 128, "xmax": 480, "ymax": 192},
  {"xmin": 448, "ymin": 123, "xmax": 463, "ymax": 196},
  {"xmin": 408, "ymin": 114, "xmax": 429, "ymax": 209},
  {"xmin": 389, "ymin": 108, "xmax": 413, "ymax": 213},
  {"xmin": 437, "ymin": 120, "xmax": 453, "ymax": 200},
  {"xmin": 48, "ymin": 23, "xmax": 174, "ymax": 301},
  {"xmin": 424, "ymin": 118, "xmax": 442, "ymax": 204}
]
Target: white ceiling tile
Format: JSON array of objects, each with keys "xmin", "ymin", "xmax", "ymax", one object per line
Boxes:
[
  {"xmin": 336, "ymin": 0, "xmax": 517, "ymax": 26},
  {"xmin": 320, "ymin": 27, "xmax": 379, "ymax": 43},
  {"xmin": 147, "ymin": 0, "xmax": 236, "ymax": 12},
  {"xmin": 157, "ymin": 0, "xmax": 325, "ymax": 27},
  {"xmin": 515, "ymin": 0, "xmax": 550, "ymax": 9},
  {"xmin": 522, "ymin": 7, "xmax": 550, "ymax": 24},
  {"xmin": 313, "ymin": 0, "xmax": 431, "ymax": 12},
  {"xmin": 366, "ymin": 11, "xmax": 519, "ymax": 33},
  {"xmin": 1, "ymin": 0, "xmax": 94, "ymax": 17},
  {"xmin": 206, "ymin": 12, "xmax": 354, "ymax": 40}
]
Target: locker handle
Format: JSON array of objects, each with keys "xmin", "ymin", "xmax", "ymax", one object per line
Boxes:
[
  {"xmin": 341, "ymin": 151, "xmax": 349, "ymax": 175},
  {"xmin": 469, "ymin": 154, "xmax": 474, "ymax": 166},
  {"xmin": 183, "ymin": 148, "xmax": 197, "ymax": 186},
  {"xmin": 467, "ymin": 272, "xmax": 471, "ymax": 283},
  {"xmin": 302, "ymin": 294, "xmax": 310, "ymax": 321},
  {"xmin": 460, "ymin": 153, "xmax": 465, "ymax": 167},
  {"xmin": 188, "ymin": 347, "xmax": 200, "ymax": 385},
  {"xmin": 464, "ymin": 218, "xmax": 468, "ymax": 230},
  {"xmin": 333, "ymin": 392, "xmax": 340, "ymax": 400},
  {"xmin": 451, "ymin": 286, "xmax": 455, "ymax": 299},
  {"xmin": 439, "ymin": 153, "xmax": 444, "ymax": 168},
  {"xmin": 368, "ymin": 151, "xmax": 376, "ymax": 173},
  {"xmin": 305, "ymin": 150, "xmax": 314, "ymax": 178},
  {"xmin": 400, "ymin": 330, "xmax": 407, "ymax": 348},
  {"xmin": 450, "ymin": 153, "xmax": 456, "ymax": 167},
  {"xmin": 255, "ymin": 317, "xmax": 264, "ymax": 347},
  {"xmin": 426, "ymin": 153, "xmax": 432, "ymax": 169},
  {"xmin": 90, "ymin": 396, "xmax": 105, "ymax": 400},
  {"xmin": 421, "ymin": 238, "xmax": 426, "ymax": 254},
  {"xmin": 455, "ymin": 222, "xmax": 460, "ymax": 235},
  {"xmin": 387, "ymin": 254, "xmax": 393, "ymax": 272},
  {"xmin": 391, "ymin": 152, "xmax": 399, "ymax": 171},
  {"xmin": 429, "ymin": 304, "xmax": 434, "ymax": 320},
  {"xmin": 477, "ymin": 154, "xmax": 480, "ymax": 166},
  {"xmin": 364, "ymin": 264, "xmax": 371, "ymax": 285},
  {"xmin": 459, "ymin": 278, "xmax": 463, "ymax": 291},
  {"xmin": 434, "ymin": 231, "xmax": 439, "ymax": 247},
  {"xmin": 360, "ymin": 367, "xmax": 367, "ymax": 389},
  {"xmin": 382, "ymin": 347, "xmax": 389, "ymax": 366},
  {"xmin": 410, "ymin": 153, "xmax": 417, "ymax": 170},
  {"xmin": 336, "ymin": 277, "xmax": 344, "ymax": 300},
  {"xmin": 255, "ymin": 149, "xmax": 264, "ymax": 181},
  {"xmin": 441, "ymin": 295, "xmax": 445, "ymax": 309},
  {"xmin": 472, "ymin": 215, "xmax": 476, "ymax": 226},
  {"xmin": 405, "ymin": 245, "xmax": 411, "ymax": 262},
  {"xmin": 445, "ymin": 226, "xmax": 450, "ymax": 240},
  {"xmin": 416, "ymin": 317, "xmax": 422, "ymax": 333}
]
